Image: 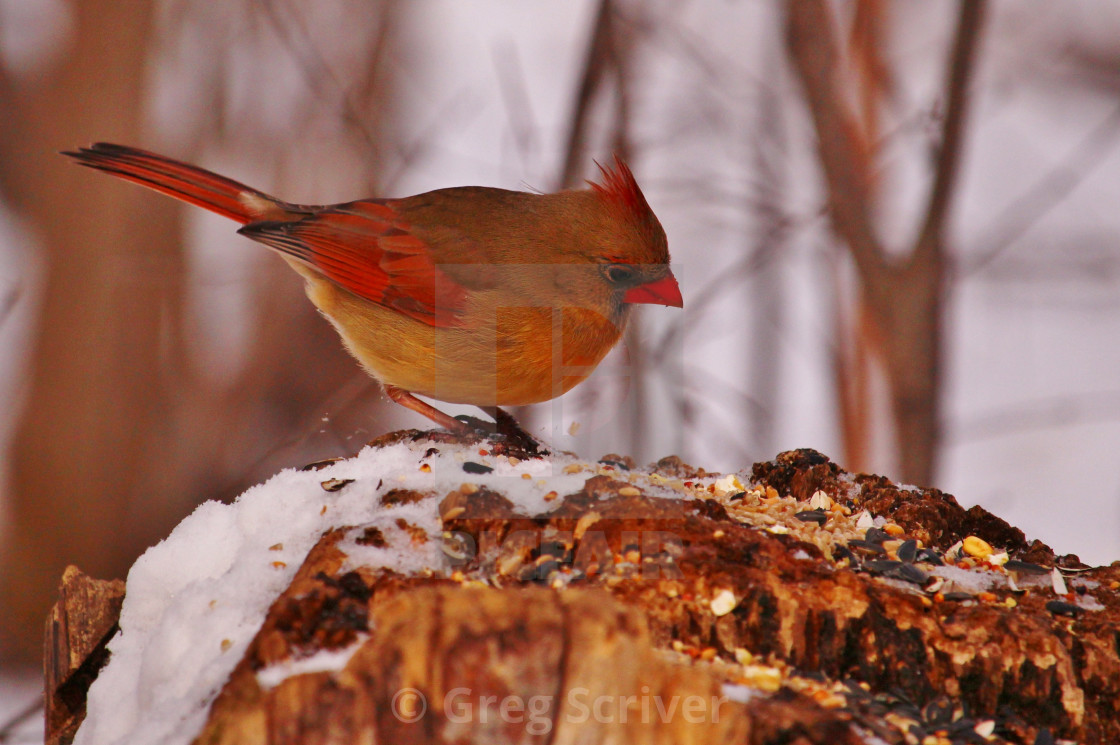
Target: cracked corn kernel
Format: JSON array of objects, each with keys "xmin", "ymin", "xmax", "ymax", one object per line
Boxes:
[
  {"xmin": 574, "ymin": 512, "xmax": 601, "ymax": 540},
  {"xmin": 962, "ymin": 535, "xmax": 993, "ymax": 559},
  {"xmin": 740, "ymin": 665, "xmax": 782, "ymax": 692}
]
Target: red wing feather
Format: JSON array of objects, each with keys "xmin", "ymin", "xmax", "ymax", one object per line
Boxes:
[
  {"xmin": 239, "ymin": 201, "xmax": 468, "ymax": 328},
  {"xmin": 65, "ymin": 145, "xmax": 466, "ymax": 326}
]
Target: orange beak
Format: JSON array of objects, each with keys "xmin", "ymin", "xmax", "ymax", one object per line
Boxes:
[{"xmin": 623, "ymin": 272, "xmax": 683, "ymax": 308}]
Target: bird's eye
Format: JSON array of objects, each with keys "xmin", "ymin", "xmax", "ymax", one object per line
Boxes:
[{"xmin": 602, "ymin": 263, "xmax": 637, "ymax": 285}]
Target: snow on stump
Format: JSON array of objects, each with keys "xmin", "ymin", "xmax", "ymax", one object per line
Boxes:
[{"xmin": 46, "ymin": 430, "xmax": 1120, "ymax": 745}]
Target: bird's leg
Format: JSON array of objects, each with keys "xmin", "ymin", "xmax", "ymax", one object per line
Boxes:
[
  {"xmin": 480, "ymin": 406, "xmax": 545, "ymax": 455},
  {"xmin": 383, "ymin": 385, "xmax": 472, "ymax": 435},
  {"xmin": 382, "ymin": 386, "xmax": 544, "ymax": 454}
]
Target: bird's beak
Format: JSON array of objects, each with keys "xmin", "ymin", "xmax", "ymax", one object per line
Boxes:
[{"xmin": 623, "ymin": 271, "xmax": 683, "ymax": 308}]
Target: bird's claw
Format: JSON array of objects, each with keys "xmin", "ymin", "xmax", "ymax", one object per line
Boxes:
[{"xmin": 453, "ymin": 410, "xmax": 547, "ymax": 458}]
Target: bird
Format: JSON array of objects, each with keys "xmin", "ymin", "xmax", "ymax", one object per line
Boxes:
[{"xmin": 63, "ymin": 143, "xmax": 682, "ymax": 443}]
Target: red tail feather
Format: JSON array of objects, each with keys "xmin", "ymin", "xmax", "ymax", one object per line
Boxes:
[{"xmin": 63, "ymin": 143, "xmax": 278, "ymax": 224}]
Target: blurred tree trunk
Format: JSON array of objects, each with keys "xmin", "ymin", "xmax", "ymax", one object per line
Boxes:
[
  {"xmin": 831, "ymin": 0, "xmax": 889, "ymax": 476},
  {"xmin": 0, "ymin": 1, "xmax": 412, "ymax": 665},
  {"xmin": 0, "ymin": 0, "xmax": 180, "ymax": 663},
  {"xmin": 746, "ymin": 46, "xmax": 789, "ymax": 464},
  {"xmin": 785, "ymin": 0, "xmax": 986, "ymax": 486}
]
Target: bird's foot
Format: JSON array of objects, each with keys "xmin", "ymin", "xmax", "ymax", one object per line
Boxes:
[
  {"xmin": 382, "ymin": 385, "xmax": 547, "ymax": 457},
  {"xmin": 489, "ymin": 407, "xmax": 548, "ymax": 457},
  {"xmin": 454, "ymin": 407, "xmax": 548, "ymax": 458}
]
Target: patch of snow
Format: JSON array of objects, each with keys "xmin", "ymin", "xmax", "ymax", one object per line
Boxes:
[
  {"xmin": 74, "ymin": 438, "xmax": 592, "ymax": 745},
  {"xmin": 928, "ymin": 564, "xmax": 1001, "ymax": 595},
  {"xmin": 1075, "ymin": 594, "xmax": 1105, "ymax": 612},
  {"xmin": 255, "ymin": 634, "xmax": 369, "ymax": 691},
  {"xmin": 720, "ymin": 682, "xmax": 759, "ymax": 704}
]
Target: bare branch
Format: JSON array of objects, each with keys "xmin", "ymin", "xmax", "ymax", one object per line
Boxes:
[
  {"xmin": 492, "ymin": 40, "xmax": 540, "ymax": 170},
  {"xmin": 949, "ymin": 389, "xmax": 1120, "ymax": 443},
  {"xmin": 0, "ymin": 696, "xmax": 40, "ymax": 744},
  {"xmin": 960, "ymin": 102, "xmax": 1120, "ymax": 277},
  {"xmin": 913, "ymin": 0, "xmax": 987, "ymax": 264},
  {"xmin": 559, "ymin": 0, "xmax": 616, "ymax": 187},
  {"xmin": 784, "ymin": 0, "xmax": 888, "ymax": 289},
  {"xmin": 256, "ymin": 0, "xmax": 386, "ymax": 159}
]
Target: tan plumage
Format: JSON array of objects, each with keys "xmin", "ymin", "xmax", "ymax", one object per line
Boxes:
[{"xmin": 64, "ymin": 143, "xmax": 682, "ymax": 434}]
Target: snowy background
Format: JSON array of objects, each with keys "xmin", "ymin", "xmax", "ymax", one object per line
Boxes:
[{"xmin": 3, "ymin": 0, "xmax": 1120, "ymax": 728}]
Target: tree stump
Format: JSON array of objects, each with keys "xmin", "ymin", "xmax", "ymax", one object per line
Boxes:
[{"xmin": 47, "ymin": 434, "xmax": 1120, "ymax": 744}]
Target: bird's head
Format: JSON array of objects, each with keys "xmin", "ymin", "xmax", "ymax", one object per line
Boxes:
[{"xmin": 575, "ymin": 156, "xmax": 683, "ymax": 313}]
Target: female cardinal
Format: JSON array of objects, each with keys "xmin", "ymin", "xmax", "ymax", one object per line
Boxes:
[{"xmin": 64, "ymin": 143, "xmax": 682, "ymax": 437}]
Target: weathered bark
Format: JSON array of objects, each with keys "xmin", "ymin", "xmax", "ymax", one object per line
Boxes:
[{"xmin": 44, "ymin": 567, "xmax": 125, "ymax": 745}]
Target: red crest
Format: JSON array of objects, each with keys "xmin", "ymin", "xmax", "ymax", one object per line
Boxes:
[{"xmin": 589, "ymin": 155, "xmax": 654, "ymax": 222}]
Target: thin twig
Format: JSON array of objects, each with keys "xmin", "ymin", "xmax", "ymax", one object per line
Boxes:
[
  {"xmin": 559, "ymin": 0, "xmax": 616, "ymax": 188},
  {"xmin": 0, "ymin": 285, "xmax": 22, "ymax": 329},
  {"xmin": 491, "ymin": 39, "xmax": 539, "ymax": 171},
  {"xmin": 949, "ymin": 388, "xmax": 1120, "ymax": 443},
  {"xmin": 0, "ymin": 697, "xmax": 41, "ymax": 744},
  {"xmin": 912, "ymin": 0, "xmax": 987, "ymax": 265},
  {"xmin": 785, "ymin": 0, "xmax": 888, "ymax": 289},
  {"xmin": 959, "ymin": 102, "xmax": 1120, "ymax": 277},
  {"xmin": 256, "ymin": 0, "xmax": 381, "ymax": 156}
]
